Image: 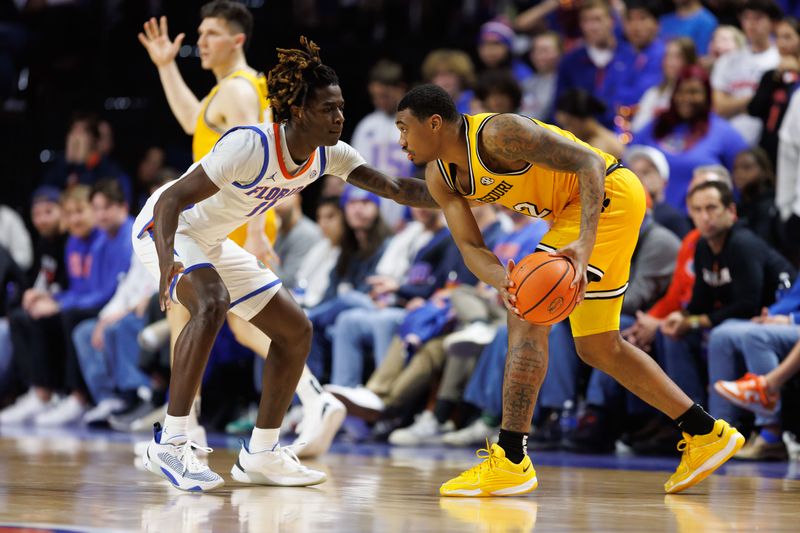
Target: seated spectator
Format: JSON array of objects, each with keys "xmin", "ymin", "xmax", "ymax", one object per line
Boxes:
[
  {"xmin": 519, "ymin": 31, "xmax": 561, "ymax": 121},
  {"xmin": 421, "ymin": 49, "xmax": 476, "ymax": 114},
  {"xmin": 626, "ymin": 145, "xmax": 691, "ymax": 238},
  {"xmin": 556, "ymin": 0, "xmax": 629, "ymax": 128},
  {"xmin": 659, "ymin": 180, "xmax": 795, "ymax": 412},
  {"xmin": 0, "ymin": 187, "xmax": 68, "ymax": 396},
  {"xmin": 633, "ymin": 65, "xmax": 748, "ymax": 212},
  {"xmin": 747, "ymin": 17, "xmax": 800, "ymax": 163},
  {"xmin": 659, "ymin": 0, "xmax": 718, "ymax": 56},
  {"xmin": 0, "ymin": 203, "xmax": 32, "ymax": 274},
  {"xmin": 624, "ymin": 165, "xmax": 732, "ymax": 352},
  {"xmin": 42, "ymin": 113, "xmax": 132, "ymax": 202},
  {"xmin": 776, "ymin": 88, "xmax": 800, "ymax": 251},
  {"xmin": 702, "ymin": 25, "xmax": 746, "ymax": 70},
  {"xmin": 707, "ymin": 274, "xmax": 800, "ymax": 460},
  {"xmin": 305, "ymin": 187, "xmax": 392, "ymax": 381},
  {"xmin": 614, "ymin": 0, "xmax": 666, "ymax": 110},
  {"xmin": 733, "ymin": 147, "xmax": 783, "ymax": 248},
  {"xmin": 326, "ymin": 206, "xmax": 457, "ymax": 388},
  {"xmin": 476, "ymin": 19, "xmax": 533, "ymax": 82},
  {"xmin": 555, "ymin": 89, "xmax": 625, "ymax": 159},
  {"xmin": 73, "ymin": 252, "xmax": 157, "ymax": 425},
  {"xmin": 472, "ymin": 69, "xmax": 523, "ymax": 114},
  {"xmin": 711, "ymin": 0, "xmax": 782, "ymax": 145},
  {"xmin": 294, "ymin": 196, "xmax": 345, "ymax": 309},
  {"xmin": 351, "ymin": 60, "xmax": 413, "ymax": 231},
  {"xmin": 714, "ymin": 327, "xmax": 800, "ymax": 460},
  {"xmin": 1, "ymin": 181, "xmax": 133, "ymax": 426},
  {"xmin": 632, "ymin": 37, "xmax": 698, "ymax": 133}
]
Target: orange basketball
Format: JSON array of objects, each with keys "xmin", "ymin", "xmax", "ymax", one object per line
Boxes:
[{"xmin": 509, "ymin": 252, "xmax": 579, "ymax": 325}]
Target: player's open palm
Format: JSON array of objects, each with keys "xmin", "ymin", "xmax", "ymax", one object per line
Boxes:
[{"xmin": 138, "ymin": 16, "xmax": 185, "ymax": 67}]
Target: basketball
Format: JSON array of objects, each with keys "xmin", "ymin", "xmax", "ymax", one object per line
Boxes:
[{"xmin": 509, "ymin": 252, "xmax": 579, "ymax": 325}]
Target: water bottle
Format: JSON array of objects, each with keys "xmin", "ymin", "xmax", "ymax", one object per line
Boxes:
[
  {"xmin": 776, "ymin": 272, "xmax": 792, "ymax": 302},
  {"xmin": 560, "ymin": 400, "xmax": 577, "ymax": 436}
]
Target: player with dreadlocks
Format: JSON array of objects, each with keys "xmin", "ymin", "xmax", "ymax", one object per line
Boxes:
[{"xmin": 133, "ymin": 37, "xmax": 436, "ymax": 492}]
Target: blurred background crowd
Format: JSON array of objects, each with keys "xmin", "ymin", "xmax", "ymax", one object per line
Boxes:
[{"xmin": 1, "ymin": 0, "xmax": 800, "ymax": 463}]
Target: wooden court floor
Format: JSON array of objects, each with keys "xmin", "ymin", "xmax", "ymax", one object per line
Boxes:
[{"xmin": 0, "ymin": 432, "xmax": 798, "ymax": 532}]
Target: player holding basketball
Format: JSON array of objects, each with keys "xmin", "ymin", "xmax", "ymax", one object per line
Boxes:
[
  {"xmin": 134, "ymin": 38, "xmax": 435, "ymax": 491},
  {"xmin": 395, "ymin": 84, "xmax": 744, "ymax": 496}
]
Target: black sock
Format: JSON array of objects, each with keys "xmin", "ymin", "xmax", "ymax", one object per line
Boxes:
[
  {"xmin": 498, "ymin": 429, "xmax": 527, "ymax": 463},
  {"xmin": 673, "ymin": 404, "xmax": 715, "ymax": 436},
  {"xmin": 433, "ymin": 400, "xmax": 455, "ymax": 424}
]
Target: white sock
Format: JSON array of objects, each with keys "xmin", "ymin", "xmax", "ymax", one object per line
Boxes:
[
  {"xmin": 162, "ymin": 414, "xmax": 189, "ymax": 443},
  {"xmin": 249, "ymin": 427, "xmax": 280, "ymax": 453},
  {"xmin": 295, "ymin": 365, "xmax": 323, "ymax": 406}
]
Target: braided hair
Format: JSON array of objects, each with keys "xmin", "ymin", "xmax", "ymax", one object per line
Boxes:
[{"xmin": 268, "ymin": 36, "xmax": 339, "ymax": 122}]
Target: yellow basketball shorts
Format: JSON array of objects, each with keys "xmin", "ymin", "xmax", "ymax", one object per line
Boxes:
[{"xmin": 535, "ymin": 167, "xmax": 646, "ymax": 337}]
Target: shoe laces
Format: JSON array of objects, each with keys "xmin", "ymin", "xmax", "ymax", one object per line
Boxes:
[
  {"xmin": 462, "ymin": 439, "xmax": 500, "ymax": 479},
  {"xmin": 177, "ymin": 440, "xmax": 213, "ymax": 475}
]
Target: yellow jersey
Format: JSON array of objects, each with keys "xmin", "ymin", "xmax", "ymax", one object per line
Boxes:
[
  {"xmin": 435, "ymin": 113, "xmax": 619, "ymax": 223},
  {"xmin": 192, "ymin": 69, "xmax": 275, "ymax": 245}
]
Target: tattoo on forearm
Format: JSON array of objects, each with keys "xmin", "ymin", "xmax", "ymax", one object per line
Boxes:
[
  {"xmin": 502, "ymin": 337, "xmax": 547, "ymax": 433},
  {"xmin": 348, "ymin": 167, "xmax": 438, "ymax": 208}
]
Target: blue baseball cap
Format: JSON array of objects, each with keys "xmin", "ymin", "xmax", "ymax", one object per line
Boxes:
[
  {"xmin": 340, "ymin": 185, "xmax": 381, "ymax": 208},
  {"xmin": 31, "ymin": 185, "xmax": 62, "ymax": 206}
]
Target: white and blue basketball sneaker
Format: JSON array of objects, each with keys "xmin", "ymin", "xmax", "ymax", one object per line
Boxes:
[
  {"xmin": 231, "ymin": 440, "xmax": 327, "ymax": 486},
  {"xmin": 142, "ymin": 423, "xmax": 224, "ymax": 492}
]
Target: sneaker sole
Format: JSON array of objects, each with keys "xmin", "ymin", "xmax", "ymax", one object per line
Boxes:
[
  {"xmin": 328, "ymin": 392, "xmax": 382, "ymax": 423},
  {"xmin": 713, "ymin": 383, "xmax": 777, "ymax": 418},
  {"xmin": 440, "ymin": 476, "xmax": 539, "ymax": 497},
  {"xmin": 664, "ymin": 431, "xmax": 745, "ymax": 494},
  {"xmin": 295, "ymin": 402, "xmax": 347, "ymax": 458},
  {"xmin": 142, "ymin": 445, "xmax": 223, "ymax": 492},
  {"xmin": 230, "ymin": 463, "xmax": 327, "ymax": 487}
]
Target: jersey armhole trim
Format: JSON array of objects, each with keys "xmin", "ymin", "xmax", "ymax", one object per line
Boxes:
[
  {"xmin": 436, "ymin": 160, "xmax": 456, "ymax": 192},
  {"xmin": 210, "ymin": 126, "xmax": 270, "ymax": 190}
]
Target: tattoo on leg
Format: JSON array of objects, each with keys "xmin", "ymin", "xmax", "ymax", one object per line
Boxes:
[{"xmin": 502, "ymin": 338, "xmax": 547, "ymax": 433}]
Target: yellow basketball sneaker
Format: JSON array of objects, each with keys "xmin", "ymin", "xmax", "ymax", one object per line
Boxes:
[
  {"xmin": 439, "ymin": 441, "xmax": 538, "ymax": 497},
  {"xmin": 664, "ymin": 419, "xmax": 745, "ymax": 494}
]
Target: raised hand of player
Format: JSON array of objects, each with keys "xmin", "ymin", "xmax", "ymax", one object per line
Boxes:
[
  {"xmin": 551, "ymin": 239, "xmax": 590, "ymax": 305},
  {"xmin": 138, "ymin": 16, "xmax": 185, "ymax": 67},
  {"xmin": 159, "ymin": 260, "xmax": 184, "ymax": 311},
  {"xmin": 498, "ymin": 259, "xmax": 521, "ymax": 317}
]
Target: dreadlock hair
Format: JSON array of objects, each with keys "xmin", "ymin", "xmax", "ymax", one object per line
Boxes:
[{"xmin": 268, "ymin": 36, "xmax": 339, "ymax": 122}]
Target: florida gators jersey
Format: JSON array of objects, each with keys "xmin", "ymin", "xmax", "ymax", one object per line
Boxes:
[
  {"xmin": 134, "ymin": 122, "xmax": 365, "ymax": 247},
  {"xmin": 435, "ymin": 113, "xmax": 619, "ymax": 222}
]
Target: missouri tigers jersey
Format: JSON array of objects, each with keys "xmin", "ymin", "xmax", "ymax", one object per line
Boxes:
[
  {"xmin": 135, "ymin": 122, "xmax": 365, "ymax": 248},
  {"xmin": 435, "ymin": 113, "xmax": 619, "ymax": 222},
  {"xmin": 192, "ymin": 69, "xmax": 270, "ymax": 162}
]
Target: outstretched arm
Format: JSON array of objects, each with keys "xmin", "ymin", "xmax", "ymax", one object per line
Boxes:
[
  {"xmin": 347, "ymin": 164, "xmax": 438, "ymax": 208},
  {"xmin": 138, "ymin": 16, "xmax": 200, "ymax": 134}
]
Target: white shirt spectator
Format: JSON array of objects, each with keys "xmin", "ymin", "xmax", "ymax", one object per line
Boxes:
[
  {"xmin": 99, "ymin": 253, "xmax": 157, "ymax": 320},
  {"xmin": 711, "ymin": 45, "xmax": 780, "ymax": 145},
  {"xmin": 0, "ymin": 206, "xmax": 33, "ymax": 270},
  {"xmin": 777, "ymin": 90, "xmax": 800, "ymax": 222},
  {"xmin": 295, "ymin": 239, "xmax": 340, "ymax": 308},
  {"xmin": 632, "ymin": 85, "xmax": 672, "ymax": 133}
]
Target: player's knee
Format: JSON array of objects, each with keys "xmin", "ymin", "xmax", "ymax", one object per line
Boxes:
[
  {"xmin": 575, "ymin": 332, "xmax": 623, "ymax": 366},
  {"xmin": 195, "ymin": 291, "xmax": 230, "ymax": 325},
  {"xmin": 273, "ymin": 315, "xmax": 312, "ymax": 352}
]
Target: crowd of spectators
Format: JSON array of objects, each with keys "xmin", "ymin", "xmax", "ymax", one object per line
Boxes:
[{"xmin": 1, "ymin": 0, "xmax": 800, "ymax": 463}]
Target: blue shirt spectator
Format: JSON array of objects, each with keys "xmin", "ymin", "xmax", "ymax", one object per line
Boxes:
[{"xmin": 659, "ymin": 2, "xmax": 718, "ymax": 55}]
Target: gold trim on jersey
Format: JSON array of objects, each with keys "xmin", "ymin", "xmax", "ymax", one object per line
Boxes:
[{"xmin": 474, "ymin": 115, "xmax": 532, "ymax": 176}]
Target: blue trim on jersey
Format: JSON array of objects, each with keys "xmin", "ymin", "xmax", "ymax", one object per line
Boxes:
[
  {"xmin": 169, "ymin": 262, "xmax": 215, "ymax": 302},
  {"xmin": 211, "ymin": 126, "xmax": 270, "ymax": 190},
  {"xmin": 229, "ymin": 278, "xmax": 282, "ymax": 308},
  {"xmin": 319, "ymin": 146, "xmax": 327, "ymax": 176},
  {"xmin": 136, "ymin": 217, "xmax": 154, "ymax": 239}
]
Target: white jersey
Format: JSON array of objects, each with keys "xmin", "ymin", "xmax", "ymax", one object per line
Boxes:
[{"xmin": 134, "ymin": 122, "xmax": 366, "ymax": 247}]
